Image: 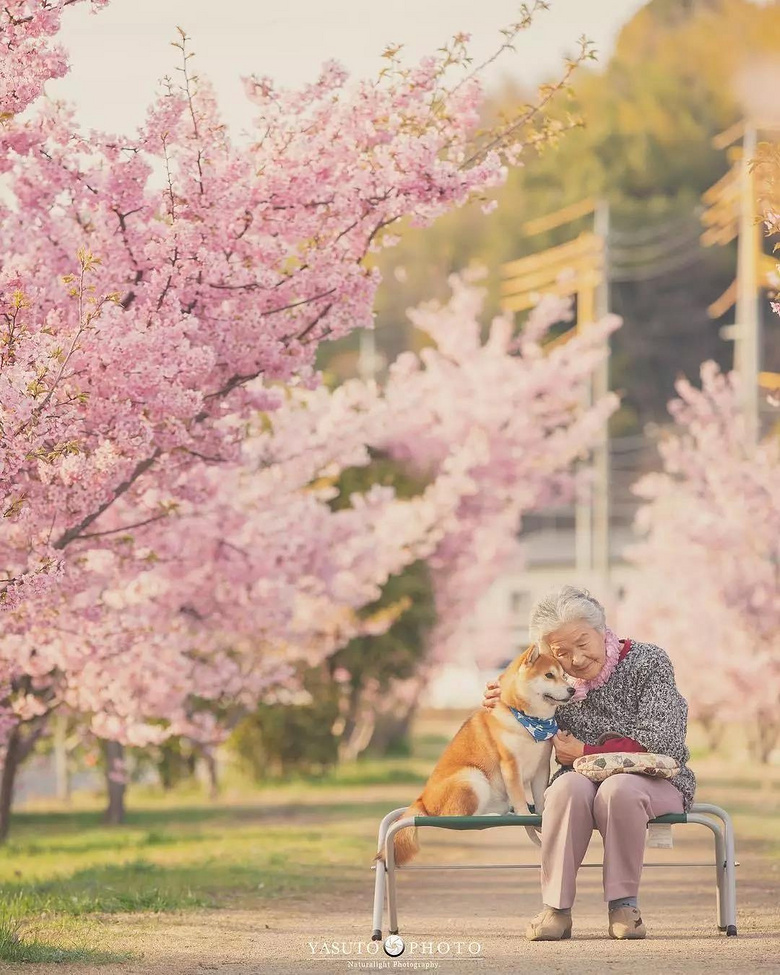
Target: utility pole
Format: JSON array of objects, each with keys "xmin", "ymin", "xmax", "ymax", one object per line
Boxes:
[
  {"xmin": 499, "ymin": 198, "xmax": 609, "ymax": 589},
  {"xmin": 705, "ymin": 120, "xmax": 780, "ymax": 437},
  {"xmin": 735, "ymin": 122, "xmax": 761, "ymax": 443},
  {"xmin": 573, "ymin": 286, "xmax": 594, "ymax": 580},
  {"xmin": 593, "ymin": 200, "xmax": 611, "ymax": 591},
  {"xmin": 574, "ymin": 201, "xmax": 610, "ymax": 590},
  {"xmin": 702, "ymin": 119, "xmax": 780, "ymax": 440}
]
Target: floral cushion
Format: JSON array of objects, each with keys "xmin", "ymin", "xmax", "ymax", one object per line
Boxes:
[{"xmin": 573, "ymin": 752, "xmax": 680, "ymax": 782}]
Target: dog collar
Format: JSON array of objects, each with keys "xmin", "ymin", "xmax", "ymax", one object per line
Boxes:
[{"xmin": 507, "ymin": 707, "xmax": 558, "ymax": 742}]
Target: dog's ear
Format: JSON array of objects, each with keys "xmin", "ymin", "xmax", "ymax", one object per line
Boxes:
[{"xmin": 525, "ymin": 643, "xmax": 540, "ymax": 665}]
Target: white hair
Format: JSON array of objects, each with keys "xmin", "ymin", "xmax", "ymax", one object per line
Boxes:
[{"xmin": 528, "ymin": 584, "xmax": 606, "ymax": 649}]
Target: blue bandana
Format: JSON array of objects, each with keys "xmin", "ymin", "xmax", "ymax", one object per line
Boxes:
[{"xmin": 508, "ymin": 707, "xmax": 558, "ymax": 742}]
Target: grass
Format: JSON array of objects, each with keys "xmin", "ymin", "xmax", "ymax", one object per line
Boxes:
[
  {"xmin": 0, "ymin": 717, "xmax": 777, "ymax": 964},
  {"xmin": 0, "ymin": 794, "xmax": 378, "ymax": 963},
  {"xmin": 0, "ymin": 915, "xmax": 131, "ymax": 964},
  {"xmin": 0, "ymin": 811, "xmax": 374, "ymax": 914}
]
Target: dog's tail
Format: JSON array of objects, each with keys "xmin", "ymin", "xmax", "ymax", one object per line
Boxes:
[{"xmin": 374, "ymin": 798, "xmax": 426, "ymax": 867}]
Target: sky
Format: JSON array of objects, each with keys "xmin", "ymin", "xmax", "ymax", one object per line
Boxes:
[{"xmin": 52, "ymin": 0, "xmax": 649, "ymax": 138}]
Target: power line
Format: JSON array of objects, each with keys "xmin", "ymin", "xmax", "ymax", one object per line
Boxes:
[
  {"xmin": 608, "ymin": 243, "xmax": 708, "ymax": 283},
  {"xmin": 608, "ymin": 210, "xmax": 704, "ymax": 247},
  {"xmin": 609, "ymin": 227, "xmax": 704, "ymax": 266}
]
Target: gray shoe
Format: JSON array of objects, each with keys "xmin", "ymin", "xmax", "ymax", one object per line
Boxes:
[
  {"xmin": 608, "ymin": 906, "xmax": 646, "ymax": 939},
  {"xmin": 525, "ymin": 907, "xmax": 572, "ymax": 941}
]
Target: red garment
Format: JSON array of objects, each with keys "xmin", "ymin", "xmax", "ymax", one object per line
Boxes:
[{"xmin": 580, "ymin": 639, "xmax": 647, "ymax": 756}]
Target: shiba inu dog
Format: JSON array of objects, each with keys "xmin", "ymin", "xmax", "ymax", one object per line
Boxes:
[{"xmin": 376, "ymin": 644, "xmax": 574, "ymax": 866}]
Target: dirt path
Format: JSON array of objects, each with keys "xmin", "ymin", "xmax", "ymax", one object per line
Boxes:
[{"xmin": 17, "ymin": 814, "xmax": 780, "ymax": 975}]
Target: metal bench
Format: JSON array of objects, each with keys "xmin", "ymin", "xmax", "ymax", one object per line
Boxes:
[{"xmin": 371, "ymin": 803, "xmax": 737, "ymax": 940}]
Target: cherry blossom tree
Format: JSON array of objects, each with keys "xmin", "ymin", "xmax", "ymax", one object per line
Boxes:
[
  {"xmin": 1, "ymin": 7, "xmax": 584, "ymax": 603},
  {"xmin": 1, "ymin": 1, "xmax": 111, "ymax": 607},
  {"xmin": 0, "ymin": 272, "xmax": 620, "ymax": 834},
  {"xmin": 0, "ymin": 2, "xmax": 604, "ymax": 832},
  {"xmin": 618, "ymin": 362, "xmax": 780, "ymax": 761},
  {"xmin": 6, "ymin": 276, "xmax": 619, "ymax": 747}
]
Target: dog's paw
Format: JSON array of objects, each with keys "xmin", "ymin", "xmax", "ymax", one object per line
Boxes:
[{"xmin": 507, "ymin": 804, "xmax": 536, "ymax": 815}]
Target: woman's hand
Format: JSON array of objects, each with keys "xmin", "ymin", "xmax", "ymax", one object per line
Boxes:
[
  {"xmin": 553, "ymin": 730, "xmax": 585, "ymax": 765},
  {"xmin": 481, "ymin": 679, "xmax": 501, "ymax": 709}
]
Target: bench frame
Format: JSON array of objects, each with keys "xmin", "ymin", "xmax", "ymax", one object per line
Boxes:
[{"xmin": 371, "ymin": 802, "xmax": 737, "ymax": 940}]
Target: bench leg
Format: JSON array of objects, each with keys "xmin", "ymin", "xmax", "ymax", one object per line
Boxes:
[
  {"xmin": 723, "ymin": 813, "xmax": 738, "ymax": 936},
  {"xmin": 688, "ymin": 813, "xmax": 738, "ymax": 937},
  {"xmin": 386, "ymin": 848, "xmax": 399, "ymax": 935},
  {"xmin": 384, "ymin": 818, "xmax": 414, "ymax": 936},
  {"xmin": 713, "ymin": 822, "xmax": 727, "ymax": 931},
  {"xmin": 372, "ymin": 808, "xmax": 406, "ymax": 941},
  {"xmin": 372, "ymin": 857, "xmax": 386, "ymax": 941},
  {"xmin": 693, "ymin": 804, "xmax": 738, "ymax": 936}
]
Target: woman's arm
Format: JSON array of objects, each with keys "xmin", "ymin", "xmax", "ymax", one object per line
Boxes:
[
  {"xmin": 553, "ymin": 731, "xmax": 646, "ymax": 761},
  {"xmin": 623, "ymin": 647, "xmax": 690, "ymax": 760}
]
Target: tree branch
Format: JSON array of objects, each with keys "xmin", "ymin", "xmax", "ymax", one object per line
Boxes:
[{"xmin": 52, "ymin": 448, "xmax": 162, "ymax": 550}]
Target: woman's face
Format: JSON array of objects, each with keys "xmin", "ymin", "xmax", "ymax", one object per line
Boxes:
[{"xmin": 543, "ymin": 621, "xmax": 605, "ymax": 681}]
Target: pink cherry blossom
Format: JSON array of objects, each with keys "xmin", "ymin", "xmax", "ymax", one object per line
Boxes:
[
  {"xmin": 0, "ymin": 2, "xmax": 605, "ymax": 817},
  {"xmin": 618, "ymin": 362, "xmax": 780, "ymax": 745}
]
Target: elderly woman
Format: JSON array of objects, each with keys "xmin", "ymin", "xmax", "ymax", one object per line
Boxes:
[{"xmin": 482, "ymin": 584, "xmax": 695, "ymax": 942}]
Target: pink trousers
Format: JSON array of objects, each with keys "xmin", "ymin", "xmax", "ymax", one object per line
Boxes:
[{"xmin": 540, "ymin": 770, "xmax": 684, "ymax": 908}]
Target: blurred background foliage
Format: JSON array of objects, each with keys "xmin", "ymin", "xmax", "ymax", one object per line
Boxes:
[
  {"xmin": 238, "ymin": 0, "xmax": 780, "ymax": 777},
  {"xmin": 322, "ymin": 0, "xmax": 780, "ymax": 436},
  {"xmin": 228, "ymin": 455, "xmax": 436, "ymax": 779}
]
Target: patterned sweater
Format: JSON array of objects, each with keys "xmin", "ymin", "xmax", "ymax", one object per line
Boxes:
[{"xmin": 551, "ymin": 638, "xmax": 696, "ymax": 812}]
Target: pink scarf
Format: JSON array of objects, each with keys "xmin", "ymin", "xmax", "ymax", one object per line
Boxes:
[{"xmin": 567, "ymin": 626, "xmax": 623, "ymax": 701}]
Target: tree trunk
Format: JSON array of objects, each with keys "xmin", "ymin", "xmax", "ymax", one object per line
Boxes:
[
  {"xmin": 364, "ymin": 672, "xmax": 427, "ymax": 758},
  {"xmin": 103, "ymin": 740, "xmax": 126, "ymax": 825},
  {"xmin": 53, "ymin": 712, "xmax": 71, "ymax": 803},
  {"xmin": 755, "ymin": 719, "xmax": 780, "ymax": 765},
  {"xmin": 699, "ymin": 712, "xmax": 725, "ymax": 752},
  {"xmin": 367, "ymin": 697, "xmax": 420, "ymax": 756},
  {"xmin": 0, "ymin": 717, "xmax": 48, "ymax": 843},
  {"xmin": 0, "ymin": 727, "xmax": 22, "ymax": 844},
  {"xmin": 338, "ymin": 705, "xmax": 377, "ymax": 763},
  {"xmin": 334, "ymin": 683, "xmax": 363, "ymax": 756},
  {"xmin": 199, "ymin": 746, "xmax": 219, "ymax": 800}
]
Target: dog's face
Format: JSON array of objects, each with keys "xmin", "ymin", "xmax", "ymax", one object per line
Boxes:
[{"xmin": 498, "ymin": 644, "xmax": 575, "ymax": 714}]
